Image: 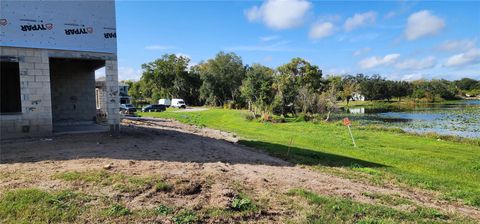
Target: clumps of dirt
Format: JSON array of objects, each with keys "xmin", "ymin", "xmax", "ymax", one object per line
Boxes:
[
  {"xmin": 209, "ymin": 186, "xmax": 238, "ymax": 208},
  {"xmin": 173, "ymin": 179, "xmax": 203, "ymax": 196}
]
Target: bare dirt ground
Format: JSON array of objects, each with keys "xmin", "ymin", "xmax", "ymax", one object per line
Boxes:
[{"xmin": 1, "ymin": 118, "xmax": 479, "ymax": 223}]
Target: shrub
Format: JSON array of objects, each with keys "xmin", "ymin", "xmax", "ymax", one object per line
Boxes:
[
  {"xmin": 261, "ymin": 112, "xmax": 271, "ymax": 122},
  {"xmin": 293, "ymin": 113, "xmax": 311, "ymax": 122},
  {"xmin": 243, "ymin": 112, "xmax": 255, "ymax": 121},
  {"xmin": 271, "ymin": 117, "xmax": 286, "ymax": 123}
]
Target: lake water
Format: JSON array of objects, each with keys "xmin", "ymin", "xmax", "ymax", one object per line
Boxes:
[{"xmin": 345, "ymin": 100, "xmax": 480, "ymax": 139}]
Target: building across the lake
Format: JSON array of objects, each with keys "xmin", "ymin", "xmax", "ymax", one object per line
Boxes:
[
  {"xmin": 352, "ymin": 92, "xmax": 366, "ymax": 101},
  {"xmin": 0, "ymin": 0, "xmax": 120, "ymax": 138}
]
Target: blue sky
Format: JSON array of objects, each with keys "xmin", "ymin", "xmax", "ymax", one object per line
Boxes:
[{"xmin": 113, "ymin": 0, "xmax": 480, "ymax": 81}]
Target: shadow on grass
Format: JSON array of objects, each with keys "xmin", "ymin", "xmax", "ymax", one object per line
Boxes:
[
  {"xmin": 239, "ymin": 140, "xmax": 386, "ymax": 168},
  {"xmin": 1, "ymin": 124, "xmax": 384, "ymax": 169}
]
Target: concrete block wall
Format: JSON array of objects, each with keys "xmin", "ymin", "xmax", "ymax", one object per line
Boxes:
[
  {"xmin": 0, "ymin": 46, "xmax": 120, "ymax": 139},
  {"xmin": 105, "ymin": 60, "xmax": 120, "ymax": 132},
  {"xmin": 50, "ymin": 59, "xmax": 97, "ymax": 125},
  {"xmin": 0, "ymin": 46, "xmax": 53, "ymax": 138}
]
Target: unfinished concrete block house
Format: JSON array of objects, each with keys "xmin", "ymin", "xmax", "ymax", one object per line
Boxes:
[{"xmin": 0, "ymin": 0, "xmax": 120, "ymax": 138}]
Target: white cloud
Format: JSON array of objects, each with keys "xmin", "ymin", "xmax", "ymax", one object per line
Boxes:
[
  {"xmin": 385, "ymin": 11, "xmax": 397, "ymax": 19},
  {"xmin": 352, "ymin": 47, "xmax": 371, "ymax": 56},
  {"xmin": 359, "ymin": 54, "xmax": 400, "ymax": 69},
  {"xmin": 438, "ymin": 39, "xmax": 477, "ymax": 52},
  {"xmin": 400, "ymin": 73, "xmax": 425, "ymax": 81},
  {"xmin": 118, "ymin": 66, "xmax": 142, "ymax": 81},
  {"xmin": 344, "ymin": 11, "xmax": 377, "ymax": 32},
  {"xmin": 405, "ymin": 10, "xmax": 445, "ymax": 40},
  {"xmin": 444, "ymin": 48, "xmax": 480, "ymax": 67},
  {"xmin": 145, "ymin": 45, "xmax": 175, "ymax": 50},
  {"xmin": 260, "ymin": 35, "xmax": 280, "ymax": 42},
  {"xmin": 245, "ymin": 0, "xmax": 312, "ymax": 30},
  {"xmin": 325, "ymin": 67, "xmax": 351, "ymax": 75},
  {"xmin": 384, "ymin": 1, "xmax": 416, "ymax": 20},
  {"xmin": 395, "ymin": 56, "xmax": 436, "ymax": 70},
  {"xmin": 309, "ymin": 22, "xmax": 334, "ymax": 39}
]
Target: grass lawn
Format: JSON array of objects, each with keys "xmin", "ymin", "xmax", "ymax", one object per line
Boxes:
[
  {"xmin": 138, "ymin": 109, "xmax": 480, "ymax": 207},
  {"xmin": 286, "ymin": 189, "xmax": 475, "ymax": 224}
]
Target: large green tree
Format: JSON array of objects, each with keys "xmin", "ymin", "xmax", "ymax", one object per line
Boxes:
[
  {"xmin": 197, "ymin": 52, "xmax": 246, "ymax": 106},
  {"xmin": 272, "ymin": 73, "xmax": 298, "ymax": 116},
  {"xmin": 277, "ymin": 57, "xmax": 323, "ymax": 91},
  {"xmin": 455, "ymin": 78, "xmax": 479, "ymax": 91},
  {"xmin": 240, "ymin": 64, "xmax": 275, "ymax": 114},
  {"xmin": 274, "ymin": 58, "xmax": 323, "ymax": 115},
  {"xmin": 359, "ymin": 75, "xmax": 388, "ymax": 101},
  {"xmin": 140, "ymin": 54, "xmax": 201, "ymax": 105}
]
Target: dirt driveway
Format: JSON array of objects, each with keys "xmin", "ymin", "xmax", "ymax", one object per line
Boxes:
[
  {"xmin": 173, "ymin": 107, "xmax": 208, "ymax": 113},
  {"xmin": 1, "ymin": 118, "xmax": 479, "ymax": 223}
]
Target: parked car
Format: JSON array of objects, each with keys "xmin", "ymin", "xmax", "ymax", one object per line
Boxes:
[
  {"xmin": 171, "ymin": 98, "xmax": 186, "ymax": 109},
  {"xmin": 120, "ymin": 104, "xmax": 137, "ymax": 114},
  {"xmin": 141, "ymin": 104, "xmax": 167, "ymax": 112},
  {"xmin": 158, "ymin": 99, "xmax": 171, "ymax": 107}
]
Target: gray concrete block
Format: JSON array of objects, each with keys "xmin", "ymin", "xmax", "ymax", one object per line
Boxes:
[{"xmin": 34, "ymin": 63, "xmax": 49, "ymax": 70}]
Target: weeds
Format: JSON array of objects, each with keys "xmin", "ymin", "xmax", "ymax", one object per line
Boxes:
[
  {"xmin": 154, "ymin": 204, "xmax": 174, "ymax": 216},
  {"xmin": 230, "ymin": 196, "xmax": 254, "ymax": 211},
  {"xmin": 361, "ymin": 192, "xmax": 412, "ymax": 206},
  {"xmin": 105, "ymin": 204, "xmax": 130, "ymax": 217},
  {"xmin": 173, "ymin": 210, "xmax": 198, "ymax": 224}
]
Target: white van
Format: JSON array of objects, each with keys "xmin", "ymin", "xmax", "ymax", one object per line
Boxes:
[
  {"xmin": 158, "ymin": 99, "xmax": 171, "ymax": 107},
  {"xmin": 171, "ymin": 99, "xmax": 186, "ymax": 108}
]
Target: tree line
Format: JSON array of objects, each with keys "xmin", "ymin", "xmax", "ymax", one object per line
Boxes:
[{"xmin": 124, "ymin": 52, "xmax": 479, "ymax": 118}]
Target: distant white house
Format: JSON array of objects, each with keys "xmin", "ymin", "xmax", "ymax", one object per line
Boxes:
[{"xmin": 352, "ymin": 92, "xmax": 365, "ymax": 101}]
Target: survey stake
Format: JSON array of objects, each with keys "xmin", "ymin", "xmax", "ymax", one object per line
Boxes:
[{"xmin": 343, "ymin": 117, "xmax": 357, "ymax": 148}]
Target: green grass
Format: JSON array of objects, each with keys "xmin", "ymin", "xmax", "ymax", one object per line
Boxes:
[
  {"xmin": 0, "ymin": 188, "xmax": 92, "ymax": 224},
  {"xmin": 54, "ymin": 169, "xmax": 108, "ymax": 183},
  {"xmin": 55, "ymin": 170, "xmax": 171, "ymax": 194},
  {"xmin": 154, "ymin": 181, "xmax": 173, "ymax": 192},
  {"xmin": 361, "ymin": 192, "xmax": 413, "ymax": 206},
  {"xmin": 287, "ymin": 189, "xmax": 476, "ymax": 224},
  {"xmin": 138, "ymin": 109, "xmax": 480, "ymax": 207}
]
